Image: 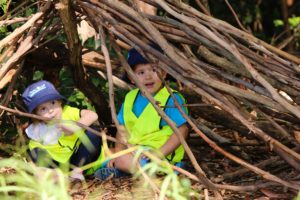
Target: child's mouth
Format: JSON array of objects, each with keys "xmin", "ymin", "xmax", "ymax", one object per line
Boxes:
[{"xmin": 145, "ymin": 83, "xmax": 154, "ymax": 88}]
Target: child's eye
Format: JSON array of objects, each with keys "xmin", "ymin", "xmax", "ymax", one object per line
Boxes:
[
  {"xmin": 38, "ymin": 107, "xmax": 47, "ymax": 113},
  {"xmin": 51, "ymin": 101, "xmax": 56, "ymax": 105},
  {"xmin": 137, "ymin": 71, "xmax": 144, "ymax": 75}
]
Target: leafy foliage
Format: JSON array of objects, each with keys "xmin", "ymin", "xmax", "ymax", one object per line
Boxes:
[
  {"xmin": 0, "ymin": 157, "xmax": 70, "ymax": 199},
  {"xmin": 134, "ymin": 147, "xmax": 197, "ymax": 200}
]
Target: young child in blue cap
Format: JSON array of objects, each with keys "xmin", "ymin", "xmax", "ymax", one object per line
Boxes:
[
  {"xmin": 22, "ymin": 80, "xmax": 105, "ymax": 176},
  {"xmin": 95, "ymin": 44, "xmax": 189, "ymax": 180}
]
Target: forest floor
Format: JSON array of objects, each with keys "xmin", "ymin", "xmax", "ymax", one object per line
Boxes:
[
  {"xmin": 0, "ymin": 128, "xmax": 298, "ymax": 199},
  {"xmin": 68, "ymin": 129, "xmax": 299, "ymax": 200}
]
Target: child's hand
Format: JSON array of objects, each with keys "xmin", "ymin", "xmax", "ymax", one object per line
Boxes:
[
  {"xmin": 57, "ymin": 122, "xmax": 81, "ymax": 136},
  {"xmin": 70, "ymin": 167, "xmax": 84, "ymax": 181}
]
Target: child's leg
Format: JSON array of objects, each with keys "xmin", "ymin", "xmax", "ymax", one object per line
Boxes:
[
  {"xmin": 28, "ymin": 148, "xmax": 58, "ymax": 167},
  {"xmin": 114, "ymin": 153, "xmax": 139, "ymax": 173},
  {"xmin": 70, "ymin": 129, "xmax": 102, "ymax": 167}
]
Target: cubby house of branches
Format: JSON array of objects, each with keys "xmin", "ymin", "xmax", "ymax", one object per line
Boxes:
[{"xmin": 0, "ymin": 0, "xmax": 300, "ymax": 198}]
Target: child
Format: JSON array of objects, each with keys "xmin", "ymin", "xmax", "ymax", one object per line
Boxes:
[
  {"xmin": 95, "ymin": 44, "xmax": 189, "ymax": 180},
  {"xmin": 22, "ymin": 80, "xmax": 105, "ymax": 175}
]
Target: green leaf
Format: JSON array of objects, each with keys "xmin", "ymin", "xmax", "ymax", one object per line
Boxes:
[
  {"xmin": 91, "ymin": 76, "xmax": 101, "ymax": 87},
  {"xmin": 288, "ymin": 17, "xmax": 300, "ymax": 28},
  {"xmin": 32, "ymin": 71, "xmax": 44, "ymax": 81},
  {"xmin": 0, "ymin": 0, "xmax": 7, "ymax": 13},
  {"xmin": 274, "ymin": 19, "xmax": 284, "ymax": 27}
]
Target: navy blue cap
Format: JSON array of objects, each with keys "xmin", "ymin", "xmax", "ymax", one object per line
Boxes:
[
  {"xmin": 22, "ymin": 80, "xmax": 64, "ymax": 113},
  {"xmin": 127, "ymin": 43, "xmax": 163, "ymax": 68}
]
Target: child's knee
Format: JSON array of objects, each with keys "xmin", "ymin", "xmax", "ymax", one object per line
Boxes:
[{"xmin": 115, "ymin": 155, "xmax": 134, "ymax": 172}]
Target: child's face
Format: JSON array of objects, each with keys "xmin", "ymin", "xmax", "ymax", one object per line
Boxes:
[
  {"xmin": 34, "ymin": 100, "xmax": 63, "ymax": 120},
  {"xmin": 131, "ymin": 63, "xmax": 166, "ymax": 94}
]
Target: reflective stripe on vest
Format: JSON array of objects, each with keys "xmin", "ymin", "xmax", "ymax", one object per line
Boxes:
[{"xmin": 123, "ymin": 87, "xmax": 185, "ymax": 163}]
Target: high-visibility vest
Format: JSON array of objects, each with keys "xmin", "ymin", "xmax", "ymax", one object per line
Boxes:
[
  {"xmin": 123, "ymin": 87, "xmax": 186, "ymax": 163},
  {"xmin": 28, "ymin": 106, "xmax": 105, "ymax": 172}
]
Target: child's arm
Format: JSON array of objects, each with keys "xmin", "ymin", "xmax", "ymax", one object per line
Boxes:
[
  {"xmin": 105, "ymin": 125, "xmax": 127, "ymax": 168},
  {"xmin": 59, "ymin": 109, "xmax": 98, "ymax": 135},
  {"xmin": 115, "ymin": 125, "xmax": 127, "ymax": 152},
  {"xmin": 78, "ymin": 109, "xmax": 98, "ymax": 126},
  {"xmin": 159, "ymin": 123, "xmax": 189, "ymax": 157}
]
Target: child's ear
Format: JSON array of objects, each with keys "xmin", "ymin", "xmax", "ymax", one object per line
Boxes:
[{"xmin": 159, "ymin": 69, "xmax": 167, "ymax": 80}]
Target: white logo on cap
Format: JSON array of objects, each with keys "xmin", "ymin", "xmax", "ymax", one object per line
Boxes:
[{"xmin": 29, "ymin": 84, "xmax": 46, "ymax": 97}]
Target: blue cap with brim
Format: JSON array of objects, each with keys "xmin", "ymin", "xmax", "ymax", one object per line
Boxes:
[
  {"xmin": 22, "ymin": 80, "xmax": 65, "ymax": 113},
  {"xmin": 127, "ymin": 43, "xmax": 163, "ymax": 68},
  {"xmin": 123, "ymin": 43, "xmax": 164, "ymax": 83},
  {"xmin": 127, "ymin": 48, "xmax": 149, "ymax": 68}
]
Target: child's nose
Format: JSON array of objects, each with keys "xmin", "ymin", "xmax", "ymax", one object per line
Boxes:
[{"xmin": 145, "ymin": 71, "xmax": 152, "ymax": 78}]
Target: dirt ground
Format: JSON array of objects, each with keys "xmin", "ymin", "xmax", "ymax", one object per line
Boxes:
[{"xmin": 68, "ymin": 136, "xmax": 299, "ymax": 200}]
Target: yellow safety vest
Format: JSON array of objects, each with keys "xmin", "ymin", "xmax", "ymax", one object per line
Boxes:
[
  {"xmin": 123, "ymin": 87, "xmax": 186, "ymax": 163},
  {"xmin": 28, "ymin": 105, "xmax": 105, "ymax": 173}
]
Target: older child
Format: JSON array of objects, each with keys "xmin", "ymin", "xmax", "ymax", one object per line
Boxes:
[
  {"xmin": 22, "ymin": 80, "xmax": 105, "ymax": 175},
  {"xmin": 95, "ymin": 44, "xmax": 189, "ymax": 180}
]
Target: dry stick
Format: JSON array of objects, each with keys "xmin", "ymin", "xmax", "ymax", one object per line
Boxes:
[
  {"xmin": 119, "ymin": 29, "xmax": 300, "ymax": 187},
  {"xmin": 156, "ymin": 0, "xmax": 300, "ymax": 120},
  {"xmin": 254, "ymin": 106, "xmax": 297, "ymax": 145},
  {"xmin": 0, "ymin": 0, "xmax": 51, "ymax": 51},
  {"xmin": 186, "ymin": 50, "xmax": 271, "ymax": 97},
  {"xmin": 113, "ymin": 1, "xmax": 289, "ymax": 112},
  {"xmin": 236, "ymin": 40, "xmax": 295, "ymax": 76},
  {"xmin": 171, "ymin": 0, "xmax": 300, "ymax": 68},
  {"xmin": 204, "ymin": 78, "xmax": 300, "ymax": 158},
  {"xmin": 112, "ymin": 22, "xmax": 300, "ymax": 166},
  {"xmin": 224, "ymin": 0, "xmax": 249, "ymax": 33},
  {"xmin": 0, "ymin": 0, "xmax": 52, "ymax": 80},
  {"xmin": 238, "ymin": 101, "xmax": 300, "ymax": 172},
  {"xmin": 174, "ymin": 0, "xmax": 300, "ymax": 66},
  {"xmin": 163, "ymin": 83, "xmax": 299, "ymax": 190},
  {"xmin": 173, "ymin": 165, "xmax": 282, "ymax": 192},
  {"xmin": 117, "ymin": 23, "xmax": 300, "ymax": 168},
  {"xmin": 99, "ymin": 9, "xmax": 216, "ymax": 189},
  {"xmin": 82, "ymin": 0, "xmax": 300, "ymax": 185},
  {"xmin": 1, "ymin": 25, "xmax": 61, "ymax": 90},
  {"xmin": 194, "ymin": 0, "xmax": 211, "ymax": 16},
  {"xmin": 92, "ymin": 3, "xmax": 287, "ymax": 113},
  {"xmin": 147, "ymin": 148, "xmax": 269, "ymax": 193},
  {"xmin": 228, "ymin": 35, "xmax": 300, "ymax": 92},
  {"xmin": 105, "ymin": 39, "xmax": 170, "ymax": 199},
  {"xmin": 98, "ymin": 24, "xmax": 120, "ymax": 156},
  {"xmin": 0, "ymin": 61, "xmax": 24, "ymax": 117},
  {"xmin": 0, "ymin": 0, "xmax": 29, "ymax": 20},
  {"xmin": 0, "ymin": 17, "xmax": 29, "ymax": 26},
  {"xmin": 147, "ymin": 14, "xmax": 236, "ymax": 63},
  {"xmin": 95, "ymin": 17, "xmax": 163, "ymax": 194},
  {"xmin": 110, "ymin": 40, "xmax": 217, "ymax": 191},
  {"xmin": 152, "ymin": 16, "xmax": 296, "ymax": 97},
  {"xmin": 0, "ymin": 39, "xmax": 17, "ymax": 72},
  {"xmin": 141, "ymin": 0, "xmax": 300, "ymax": 161},
  {"xmin": 102, "ymin": 3, "xmax": 154, "ymax": 43},
  {"xmin": 237, "ymin": 44, "xmax": 300, "ymax": 91},
  {"xmin": 219, "ymin": 156, "xmax": 284, "ymax": 182},
  {"xmin": 0, "ymin": 105, "xmax": 118, "ymax": 144},
  {"xmin": 85, "ymin": 1, "xmax": 300, "ymax": 189},
  {"xmin": 167, "ymin": 80, "xmax": 300, "ymax": 188},
  {"xmin": 98, "ymin": 25, "xmax": 120, "ymax": 128}
]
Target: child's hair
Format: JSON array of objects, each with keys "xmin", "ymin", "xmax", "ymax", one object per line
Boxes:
[{"xmin": 22, "ymin": 80, "xmax": 65, "ymax": 113}]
